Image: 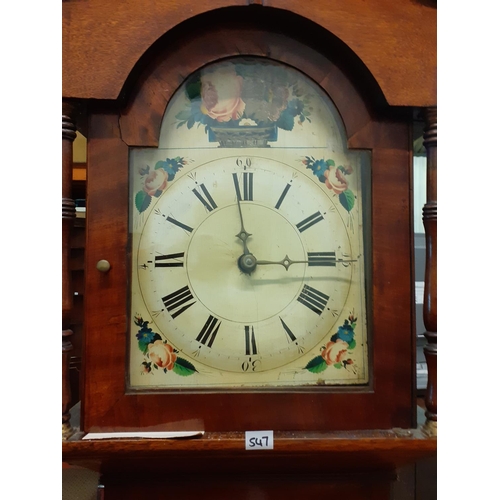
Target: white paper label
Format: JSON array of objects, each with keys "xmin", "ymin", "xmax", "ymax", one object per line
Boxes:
[{"xmin": 245, "ymin": 430, "xmax": 274, "ymax": 450}]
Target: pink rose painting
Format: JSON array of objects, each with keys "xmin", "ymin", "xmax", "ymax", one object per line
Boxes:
[
  {"xmin": 321, "ymin": 340, "xmax": 350, "ymax": 366},
  {"xmin": 324, "ymin": 166, "xmax": 349, "ymax": 195},
  {"xmin": 143, "ymin": 168, "xmax": 168, "ymax": 196},
  {"xmin": 200, "ymin": 67, "xmax": 246, "ymax": 122},
  {"xmin": 148, "ymin": 340, "xmax": 177, "ymax": 371}
]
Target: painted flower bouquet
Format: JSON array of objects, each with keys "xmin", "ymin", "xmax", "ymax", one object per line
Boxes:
[
  {"xmin": 304, "ymin": 314, "xmax": 358, "ymax": 375},
  {"xmin": 175, "ymin": 60, "xmax": 313, "ymax": 147},
  {"xmin": 134, "ymin": 315, "xmax": 197, "ymax": 377},
  {"xmin": 134, "ymin": 156, "xmax": 189, "ymax": 214},
  {"xmin": 302, "ymin": 156, "xmax": 356, "ymax": 214}
]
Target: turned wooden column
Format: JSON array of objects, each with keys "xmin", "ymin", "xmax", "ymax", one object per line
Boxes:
[
  {"xmin": 62, "ymin": 103, "xmax": 77, "ymax": 439},
  {"xmin": 422, "ymin": 107, "xmax": 437, "ymax": 436}
]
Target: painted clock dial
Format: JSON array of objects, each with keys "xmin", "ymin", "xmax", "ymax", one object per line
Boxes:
[{"xmin": 128, "ymin": 57, "xmax": 370, "ymax": 389}]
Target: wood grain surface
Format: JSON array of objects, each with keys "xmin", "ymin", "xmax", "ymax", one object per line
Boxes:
[
  {"xmin": 63, "ymin": 430, "xmax": 437, "ymax": 475},
  {"xmin": 62, "ymin": 0, "xmax": 436, "ymax": 106}
]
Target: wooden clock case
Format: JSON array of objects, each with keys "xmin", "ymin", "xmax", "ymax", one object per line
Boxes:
[
  {"xmin": 63, "ymin": 3, "xmax": 437, "ymax": 498},
  {"xmin": 81, "ymin": 8, "xmax": 415, "ymax": 433}
]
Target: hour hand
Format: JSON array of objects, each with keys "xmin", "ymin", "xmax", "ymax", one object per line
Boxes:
[{"xmin": 255, "ymin": 254, "xmax": 358, "ymax": 271}]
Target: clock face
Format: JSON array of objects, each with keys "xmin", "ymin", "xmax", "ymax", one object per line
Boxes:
[{"xmin": 128, "ymin": 57, "xmax": 370, "ymax": 389}]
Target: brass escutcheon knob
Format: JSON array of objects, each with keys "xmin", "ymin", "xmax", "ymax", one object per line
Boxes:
[{"xmin": 96, "ymin": 260, "xmax": 111, "ymax": 273}]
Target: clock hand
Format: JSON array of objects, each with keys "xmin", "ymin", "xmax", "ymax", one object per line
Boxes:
[
  {"xmin": 234, "ymin": 195, "xmax": 258, "ymax": 275},
  {"xmin": 255, "ymin": 255, "xmax": 358, "ymax": 271},
  {"xmin": 235, "ymin": 194, "xmax": 252, "ymax": 255}
]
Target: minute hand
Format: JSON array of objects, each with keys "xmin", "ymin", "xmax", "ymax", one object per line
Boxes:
[
  {"xmin": 255, "ymin": 254, "xmax": 358, "ymax": 271},
  {"xmin": 235, "ymin": 193, "xmax": 252, "ymax": 255}
]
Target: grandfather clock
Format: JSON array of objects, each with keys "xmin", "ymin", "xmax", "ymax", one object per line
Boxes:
[{"xmin": 62, "ymin": 2, "xmax": 437, "ymax": 498}]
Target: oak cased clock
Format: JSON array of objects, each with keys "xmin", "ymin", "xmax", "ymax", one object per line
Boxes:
[{"xmin": 83, "ymin": 26, "xmax": 415, "ymax": 433}]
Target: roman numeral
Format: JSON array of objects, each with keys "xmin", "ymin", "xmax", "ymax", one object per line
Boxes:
[
  {"xmin": 279, "ymin": 317, "xmax": 297, "ymax": 342},
  {"xmin": 245, "ymin": 325, "xmax": 258, "ymax": 355},
  {"xmin": 233, "ymin": 172, "xmax": 253, "ymax": 201},
  {"xmin": 154, "ymin": 252, "xmax": 185, "ymax": 267},
  {"xmin": 166, "ymin": 216, "xmax": 193, "ymax": 233},
  {"xmin": 196, "ymin": 315, "xmax": 221, "ymax": 348},
  {"xmin": 162, "ymin": 285, "xmax": 196, "ymax": 319},
  {"xmin": 192, "ymin": 183, "xmax": 217, "ymax": 212},
  {"xmin": 307, "ymin": 251, "xmax": 337, "ymax": 267},
  {"xmin": 297, "ymin": 284, "xmax": 329, "ymax": 315},
  {"xmin": 296, "ymin": 211, "xmax": 324, "ymax": 232},
  {"xmin": 275, "ymin": 183, "xmax": 291, "ymax": 209}
]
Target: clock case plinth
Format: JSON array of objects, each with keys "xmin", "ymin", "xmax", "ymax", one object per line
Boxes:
[
  {"xmin": 63, "ymin": 429, "xmax": 436, "ymax": 500},
  {"xmin": 81, "ymin": 12, "xmax": 416, "ymax": 434}
]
